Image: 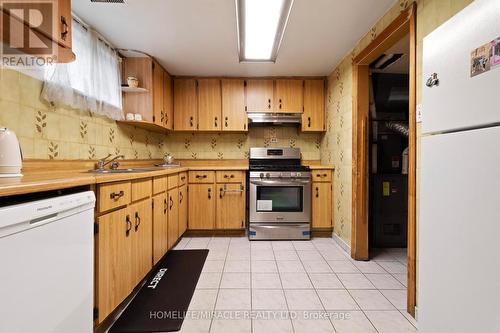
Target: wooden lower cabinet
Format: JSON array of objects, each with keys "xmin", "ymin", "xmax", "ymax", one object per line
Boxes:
[
  {"xmin": 312, "ymin": 182, "xmax": 333, "ymax": 229},
  {"xmin": 167, "ymin": 188, "xmax": 179, "ymax": 248},
  {"xmin": 129, "ymin": 199, "xmax": 153, "ymax": 287},
  {"xmin": 152, "ymin": 193, "xmax": 168, "ymax": 265},
  {"xmin": 178, "ymin": 185, "xmax": 188, "ymax": 235},
  {"xmin": 96, "ymin": 207, "xmax": 132, "ymax": 323},
  {"xmin": 216, "ymin": 183, "xmax": 246, "ymax": 229},
  {"xmin": 188, "ymin": 184, "xmax": 215, "ymax": 229}
]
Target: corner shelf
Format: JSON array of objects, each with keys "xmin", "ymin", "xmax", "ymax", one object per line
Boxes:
[
  {"xmin": 121, "ymin": 86, "xmax": 149, "ymax": 93},
  {"xmin": 117, "ymin": 120, "xmax": 170, "ymax": 134}
]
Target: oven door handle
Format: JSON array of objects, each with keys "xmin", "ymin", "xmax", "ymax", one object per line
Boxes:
[
  {"xmin": 250, "ymin": 179, "xmax": 311, "ymax": 186},
  {"xmin": 254, "ymin": 224, "xmax": 308, "ymax": 229}
]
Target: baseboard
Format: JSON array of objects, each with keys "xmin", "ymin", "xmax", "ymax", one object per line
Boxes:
[
  {"xmin": 184, "ymin": 229, "xmax": 246, "ymax": 237},
  {"xmin": 312, "ymin": 228, "xmax": 334, "ymax": 237},
  {"xmin": 332, "ymin": 232, "xmax": 351, "ymax": 254}
]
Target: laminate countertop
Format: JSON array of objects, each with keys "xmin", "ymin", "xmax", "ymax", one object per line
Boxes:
[
  {"xmin": 0, "ymin": 165, "xmax": 248, "ymax": 198},
  {"xmin": 0, "ymin": 162, "xmax": 334, "ymax": 197}
]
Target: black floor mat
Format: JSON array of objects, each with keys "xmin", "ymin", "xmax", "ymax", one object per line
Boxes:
[{"xmin": 109, "ymin": 249, "xmax": 208, "ymax": 333}]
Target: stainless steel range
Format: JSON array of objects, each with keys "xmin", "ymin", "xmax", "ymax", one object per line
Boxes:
[{"xmin": 248, "ymin": 147, "xmax": 311, "ymax": 240}]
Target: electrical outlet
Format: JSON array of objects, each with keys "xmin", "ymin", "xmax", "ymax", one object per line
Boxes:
[
  {"xmin": 416, "ymin": 104, "xmax": 422, "ymax": 123},
  {"xmin": 270, "ymin": 138, "xmax": 278, "ymax": 143}
]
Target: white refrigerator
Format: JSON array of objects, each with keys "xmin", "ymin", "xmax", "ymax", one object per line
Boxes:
[{"xmin": 420, "ymin": 0, "xmax": 500, "ymax": 332}]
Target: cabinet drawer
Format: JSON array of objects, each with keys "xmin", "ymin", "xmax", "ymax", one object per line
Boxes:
[
  {"xmin": 153, "ymin": 176, "xmax": 167, "ymax": 195},
  {"xmin": 189, "ymin": 171, "xmax": 215, "ymax": 183},
  {"xmin": 131, "ymin": 179, "xmax": 152, "ymax": 202},
  {"xmin": 178, "ymin": 172, "xmax": 188, "ymax": 186},
  {"xmin": 312, "ymin": 170, "xmax": 332, "ymax": 182},
  {"xmin": 98, "ymin": 181, "xmax": 131, "ymax": 213},
  {"xmin": 167, "ymin": 174, "xmax": 178, "ymax": 189},
  {"xmin": 216, "ymin": 171, "xmax": 245, "ymax": 183}
]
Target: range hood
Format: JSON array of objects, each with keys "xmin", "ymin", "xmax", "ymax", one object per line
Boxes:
[{"xmin": 248, "ymin": 113, "xmax": 302, "ymax": 126}]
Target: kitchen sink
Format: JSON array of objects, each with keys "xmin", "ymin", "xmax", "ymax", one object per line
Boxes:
[{"xmin": 89, "ymin": 167, "xmax": 160, "ymax": 174}]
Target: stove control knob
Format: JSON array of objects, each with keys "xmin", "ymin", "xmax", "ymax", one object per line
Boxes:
[
  {"xmin": 296, "ymin": 172, "xmax": 301, "ymax": 177},
  {"xmin": 265, "ymin": 173, "xmax": 271, "ymax": 178},
  {"xmin": 260, "ymin": 173, "xmax": 264, "ymax": 179}
]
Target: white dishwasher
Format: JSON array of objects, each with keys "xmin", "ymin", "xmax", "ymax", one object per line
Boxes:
[{"xmin": 0, "ymin": 191, "xmax": 95, "ymax": 333}]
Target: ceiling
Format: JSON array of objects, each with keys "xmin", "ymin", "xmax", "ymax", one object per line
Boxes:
[
  {"xmin": 73, "ymin": 0, "xmax": 396, "ymax": 77},
  {"xmin": 371, "ymin": 33, "xmax": 410, "ymax": 74}
]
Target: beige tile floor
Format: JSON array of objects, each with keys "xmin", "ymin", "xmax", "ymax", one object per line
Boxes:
[{"xmin": 174, "ymin": 237, "xmax": 417, "ymax": 333}]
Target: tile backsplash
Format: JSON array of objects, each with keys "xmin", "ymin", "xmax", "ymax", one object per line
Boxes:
[{"xmin": 0, "ymin": 69, "xmax": 322, "ymax": 160}]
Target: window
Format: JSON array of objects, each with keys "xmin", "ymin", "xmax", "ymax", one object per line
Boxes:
[{"xmin": 41, "ymin": 18, "xmax": 123, "ymax": 120}]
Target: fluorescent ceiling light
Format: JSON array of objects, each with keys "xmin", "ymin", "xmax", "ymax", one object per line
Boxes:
[{"xmin": 236, "ymin": 0, "xmax": 294, "ymax": 62}]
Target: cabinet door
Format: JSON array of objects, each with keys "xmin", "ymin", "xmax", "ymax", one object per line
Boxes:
[
  {"xmin": 312, "ymin": 183, "xmax": 332, "ymax": 228},
  {"xmin": 96, "ymin": 207, "xmax": 132, "ymax": 323},
  {"xmin": 302, "ymin": 79, "xmax": 325, "ymax": 132},
  {"xmin": 222, "ymin": 79, "xmax": 247, "ymax": 131},
  {"xmin": 129, "ymin": 199, "xmax": 153, "ymax": 287},
  {"xmin": 216, "ymin": 183, "xmax": 246, "ymax": 229},
  {"xmin": 188, "ymin": 184, "xmax": 215, "ymax": 230},
  {"xmin": 179, "ymin": 185, "xmax": 188, "ymax": 236},
  {"xmin": 174, "ymin": 79, "xmax": 198, "ymax": 130},
  {"xmin": 198, "ymin": 79, "xmax": 222, "ymax": 131},
  {"xmin": 122, "ymin": 58, "xmax": 154, "ymax": 122},
  {"xmin": 246, "ymin": 79, "xmax": 273, "ymax": 112},
  {"xmin": 153, "ymin": 61, "xmax": 164, "ymax": 126},
  {"xmin": 275, "ymin": 79, "xmax": 303, "ymax": 112},
  {"xmin": 163, "ymin": 71, "xmax": 174, "ymax": 130},
  {"xmin": 57, "ymin": 0, "xmax": 72, "ymax": 49},
  {"xmin": 152, "ymin": 193, "xmax": 168, "ymax": 265},
  {"xmin": 167, "ymin": 188, "xmax": 179, "ymax": 249}
]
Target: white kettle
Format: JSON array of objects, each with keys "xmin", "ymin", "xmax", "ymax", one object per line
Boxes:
[{"xmin": 0, "ymin": 128, "xmax": 23, "ymax": 177}]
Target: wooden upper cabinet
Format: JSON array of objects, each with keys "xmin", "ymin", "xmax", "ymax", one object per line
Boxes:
[
  {"xmin": 163, "ymin": 71, "xmax": 174, "ymax": 130},
  {"xmin": 246, "ymin": 79, "xmax": 274, "ymax": 112},
  {"xmin": 275, "ymin": 79, "xmax": 303, "ymax": 113},
  {"xmin": 197, "ymin": 79, "xmax": 222, "ymax": 131},
  {"xmin": 222, "ymin": 79, "xmax": 247, "ymax": 131},
  {"xmin": 302, "ymin": 79, "xmax": 325, "ymax": 132},
  {"xmin": 152, "ymin": 61, "xmax": 164, "ymax": 126},
  {"xmin": 174, "ymin": 79, "xmax": 198, "ymax": 131}
]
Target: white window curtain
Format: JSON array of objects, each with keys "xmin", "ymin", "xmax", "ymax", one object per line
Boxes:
[{"xmin": 41, "ymin": 19, "xmax": 123, "ymax": 120}]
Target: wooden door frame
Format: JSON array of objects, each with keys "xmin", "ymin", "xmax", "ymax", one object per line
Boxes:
[{"xmin": 351, "ymin": 3, "xmax": 417, "ymax": 317}]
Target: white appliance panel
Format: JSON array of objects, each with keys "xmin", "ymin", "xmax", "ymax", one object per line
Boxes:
[
  {"xmin": 0, "ymin": 192, "xmax": 95, "ymax": 333},
  {"xmin": 422, "ymin": 0, "xmax": 500, "ymax": 135},
  {"xmin": 419, "ymin": 127, "xmax": 500, "ymax": 333}
]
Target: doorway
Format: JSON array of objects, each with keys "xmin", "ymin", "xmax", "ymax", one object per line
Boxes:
[{"xmin": 351, "ymin": 4, "xmax": 416, "ymax": 317}]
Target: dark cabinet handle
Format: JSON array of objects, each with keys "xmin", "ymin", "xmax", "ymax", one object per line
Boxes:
[
  {"xmin": 196, "ymin": 175, "xmax": 208, "ymax": 179},
  {"xmin": 208, "ymin": 188, "xmax": 211, "ymax": 199},
  {"xmin": 214, "ymin": 117, "xmax": 218, "ymax": 127},
  {"xmin": 244, "ymin": 123, "xmax": 247, "ymax": 130},
  {"xmin": 190, "ymin": 116, "xmax": 193, "ymax": 127},
  {"xmin": 110, "ymin": 191, "xmax": 124, "ymax": 200},
  {"xmin": 164, "ymin": 198, "xmax": 168, "ymax": 214},
  {"xmin": 268, "ymin": 98, "xmax": 271, "ymax": 109},
  {"xmin": 181, "ymin": 176, "xmax": 186, "ymax": 181},
  {"xmin": 308, "ymin": 117, "xmax": 311, "ymax": 127},
  {"xmin": 179, "ymin": 191, "xmax": 183, "ymax": 203},
  {"xmin": 125, "ymin": 215, "xmax": 132, "ymax": 236},
  {"xmin": 134, "ymin": 211, "xmax": 141, "ymax": 231},
  {"xmin": 61, "ymin": 16, "xmax": 69, "ymax": 41},
  {"xmin": 223, "ymin": 174, "xmax": 235, "ymax": 179},
  {"xmin": 225, "ymin": 116, "xmax": 228, "ymax": 127},
  {"xmin": 316, "ymin": 187, "xmax": 319, "ymax": 198},
  {"xmin": 219, "ymin": 187, "xmax": 223, "ymax": 199},
  {"xmin": 169, "ymin": 196, "xmax": 173, "ymax": 210}
]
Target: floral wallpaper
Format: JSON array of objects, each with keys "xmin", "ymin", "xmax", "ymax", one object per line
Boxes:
[
  {"xmin": 0, "ymin": 69, "xmax": 321, "ymax": 161},
  {"xmin": 320, "ymin": 0, "xmax": 473, "ymax": 246}
]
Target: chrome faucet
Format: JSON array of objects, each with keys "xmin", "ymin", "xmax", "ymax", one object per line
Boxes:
[{"xmin": 96, "ymin": 154, "xmax": 125, "ymax": 170}]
